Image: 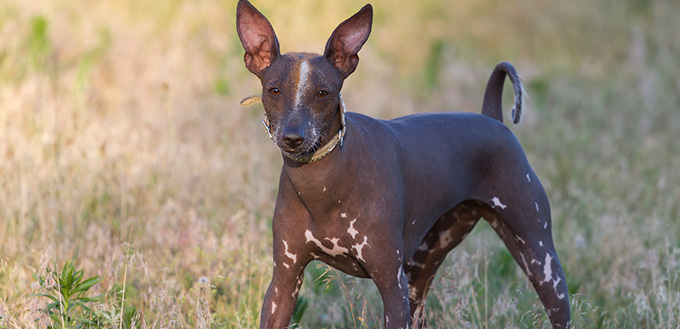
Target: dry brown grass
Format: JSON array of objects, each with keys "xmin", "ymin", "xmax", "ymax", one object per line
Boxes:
[{"xmin": 1, "ymin": 0, "xmax": 679, "ymax": 328}]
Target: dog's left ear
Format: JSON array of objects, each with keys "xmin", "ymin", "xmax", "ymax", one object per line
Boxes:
[{"xmin": 324, "ymin": 4, "xmax": 373, "ymax": 79}]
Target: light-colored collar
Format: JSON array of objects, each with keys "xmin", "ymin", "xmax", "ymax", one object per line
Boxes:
[{"xmin": 240, "ymin": 94, "xmax": 347, "ymax": 163}]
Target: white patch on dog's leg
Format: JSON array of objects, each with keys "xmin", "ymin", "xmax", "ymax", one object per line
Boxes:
[
  {"xmin": 271, "ymin": 302, "xmax": 277, "ymax": 314},
  {"xmin": 439, "ymin": 230, "xmax": 453, "ymax": 249},
  {"xmin": 552, "ymin": 276, "xmax": 566, "ymax": 299},
  {"xmin": 341, "ymin": 213, "xmax": 347, "ymax": 218},
  {"xmin": 491, "ymin": 196, "xmax": 507, "ymax": 209},
  {"xmin": 397, "ymin": 266, "xmax": 404, "ymax": 289},
  {"xmin": 539, "ymin": 240, "xmax": 544, "ymax": 247},
  {"xmin": 347, "ymin": 219, "xmax": 358, "ymax": 239},
  {"xmin": 282, "ymin": 240, "xmax": 297, "ymax": 264},
  {"xmin": 409, "ymin": 261, "xmax": 425, "ymax": 268},
  {"xmin": 535, "ymin": 202, "xmax": 540, "ymax": 212},
  {"xmin": 541, "ymin": 253, "xmax": 554, "ymax": 285},
  {"xmin": 519, "ymin": 252, "xmax": 533, "ymax": 277},
  {"xmin": 527, "ymin": 173, "xmax": 531, "ymax": 182},
  {"xmin": 292, "ymin": 276, "xmax": 303, "ymax": 298}
]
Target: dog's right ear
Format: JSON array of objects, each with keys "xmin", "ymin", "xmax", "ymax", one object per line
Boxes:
[{"xmin": 236, "ymin": 0, "xmax": 280, "ymax": 77}]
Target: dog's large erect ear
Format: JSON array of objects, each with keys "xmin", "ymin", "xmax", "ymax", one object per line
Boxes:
[
  {"xmin": 323, "ymin": 4, "xmax": 373, "ymax": 78},
  {"xmin": 236, "ymin": 0, "xmax": 280, "ymax": 77}
]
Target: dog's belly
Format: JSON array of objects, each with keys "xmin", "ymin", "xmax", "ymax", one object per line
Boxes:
[{"xmin": 312, "ymin": 253, "xmax": 371, "ymax": 278}]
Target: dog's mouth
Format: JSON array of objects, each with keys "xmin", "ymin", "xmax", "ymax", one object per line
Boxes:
[{"xmin": 274, "ymin": 127, "xmax": 323, "ymax": 155}]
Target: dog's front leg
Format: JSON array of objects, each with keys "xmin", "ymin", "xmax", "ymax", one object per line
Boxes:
[
  {"xmin": 369, "ymin": 246, "xmax": 411, "ymax": 329},
  {"xmin": 259, "ymin": 189, "xmax": 312, "ymax": 328},
  {"xmin": 259, "ymin": 260, "xmax": 306, "ymax": 329}
]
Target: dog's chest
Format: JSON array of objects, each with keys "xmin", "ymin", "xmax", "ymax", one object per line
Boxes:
[{"xmin": 302, "ymin": 212, "xmax": 372, "ymax": 278}]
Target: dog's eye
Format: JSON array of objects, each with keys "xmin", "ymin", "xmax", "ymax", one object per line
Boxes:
[
  {"xmin": 269, "ymin": 88, "xmax": 281, "ymax": 96},
  {"xmin": 316, "ymin": 90, "xmax": 329, "ymax": 99}
]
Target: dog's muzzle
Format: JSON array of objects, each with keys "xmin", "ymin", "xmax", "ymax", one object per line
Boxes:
[{"xmin": 240, "ymin": 94, "xmax": 347, "ymax": 163}]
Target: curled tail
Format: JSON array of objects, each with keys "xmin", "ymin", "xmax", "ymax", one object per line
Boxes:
[{"xmin": 481, "ymin": 61, "xmax": 524, "ymax": 124}]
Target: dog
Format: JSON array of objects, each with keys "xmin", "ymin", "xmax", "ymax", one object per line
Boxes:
[{"xmin": 236, "ymin": 1, "xmax": 570, "ymax": 328}]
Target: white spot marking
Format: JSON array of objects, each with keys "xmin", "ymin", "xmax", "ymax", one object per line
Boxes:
[
  {"xmin": 352, "ymin": 235, "xmax": 369, "ymax": 262},
  {"xmin": 553, "ymin": 276, "xmax": 566, "ymax": 299},
  {"xmin": 539, "ymin": 240, "xmax": 544, "ymax": 247},
  {"xmin": 323, "ymin": 187, "xmax": 327, "ymax": 192},
  {"xmin": 541, "ymin": 253, "xmax": 554, "ymax": 285},
  {"xmin": 491, "ymin": 196, "xmax": 507, "ymax": 209},
  {"xmin": 527, "ymin": 173, "xmax": 531, "ymax": 182},
  {"xmin": 412, "ymin": 219, "xmax": 416, "ymax": 225},
  {"xmin": 519, "ymin": 252, "xmax": 533, "ymax": 276},
  {"xmin": 396, "ymin": 250, "xmax": 400, "ymax": 255},
  {"xmin": 294, "ymin": 60, "xmax": 310, "ymax": 108},
  {"xmin": 283, "ymin": 262, "xmax": 289, "ymax": 269},
  {"xmin": 282, "ymin": 240, "xmax": 297, "ymax": 264},
  {"xmin": 275, "ymin": 287, "xmax": 279, "ymax": 294},
  {"xmin": 341, "ymin": 213, "xmax": 347, "ymax": 218},
  {"xmin": 409, "ymin": 261, "xmax": 425, "ymax": 268},
  {"xmin": 271, "ymin": 302, "xmax": 277, "ymax": 314},
  {"xmin": 293, "ymin": 277, "xmax": 303, "ymax": 297},
  {"xmin": 397, "ymin": 266, "xmax": 404, "ymax": 289},
  {"xmin": 544, "ymin": 222, "xmax": 548, "ymax": 229},
  {"xmin": 347, "ymin": 219, "xmax": 359, "ymax": 239},
  {"xmin": 535, "ymin": 202, "xmax": 540, "ymax": 212},
  {"xmin": 515, "ymin": 235, "xmax": 526, "ymax": 245},
  {"xmin": 439, "ymin": 230, "xmax": 453, "ymax": 248},
  {"xmin": 305, "ymin": 230, "xmax": 348, "ymax": 256}
]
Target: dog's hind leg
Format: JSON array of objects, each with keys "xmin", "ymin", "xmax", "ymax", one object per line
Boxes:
[
  {"xmin": 477, "ymin": 193, "xmax": 571, "ymax": 329},
  {"xmin": 404, "ymin": 201, "xmax": 481, "ymax": 329}
]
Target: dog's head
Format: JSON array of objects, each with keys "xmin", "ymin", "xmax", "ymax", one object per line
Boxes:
[{"xmin": 236, "ymin": 0, "xmax": 372, "ymax": 155}]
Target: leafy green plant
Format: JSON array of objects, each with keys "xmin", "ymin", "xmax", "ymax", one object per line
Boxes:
[
  {"xmin": 33, "ymin": 261, "xmax": 103, "ymax": 329},
  {"xmin": 93, "ymin": 283, "xmax": 142, "ymax": 329}
]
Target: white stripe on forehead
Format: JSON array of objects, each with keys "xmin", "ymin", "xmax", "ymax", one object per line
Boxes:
[{"xmin": 294, "ymin": 60, "xmax": 311, "ymax": 108}]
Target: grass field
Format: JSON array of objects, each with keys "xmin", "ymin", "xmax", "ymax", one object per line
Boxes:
[{"xmin": 1, "ymin": 0, "xmax": 679, "ymax": 328}]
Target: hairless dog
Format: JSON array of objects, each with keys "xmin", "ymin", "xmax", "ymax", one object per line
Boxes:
[{"xmin": 236, "ymin": 1, "xmax": 570, "ymax": 327}]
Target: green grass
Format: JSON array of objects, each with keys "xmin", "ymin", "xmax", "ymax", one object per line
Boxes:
[{"xmin": 1, "ymin": 0, "xmax": 679, "ymax": 328}]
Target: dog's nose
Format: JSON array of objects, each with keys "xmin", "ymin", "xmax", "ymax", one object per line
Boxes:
[{"xmin": 282, "ymin": 130, "xmax": 305, "ymax": 148}]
